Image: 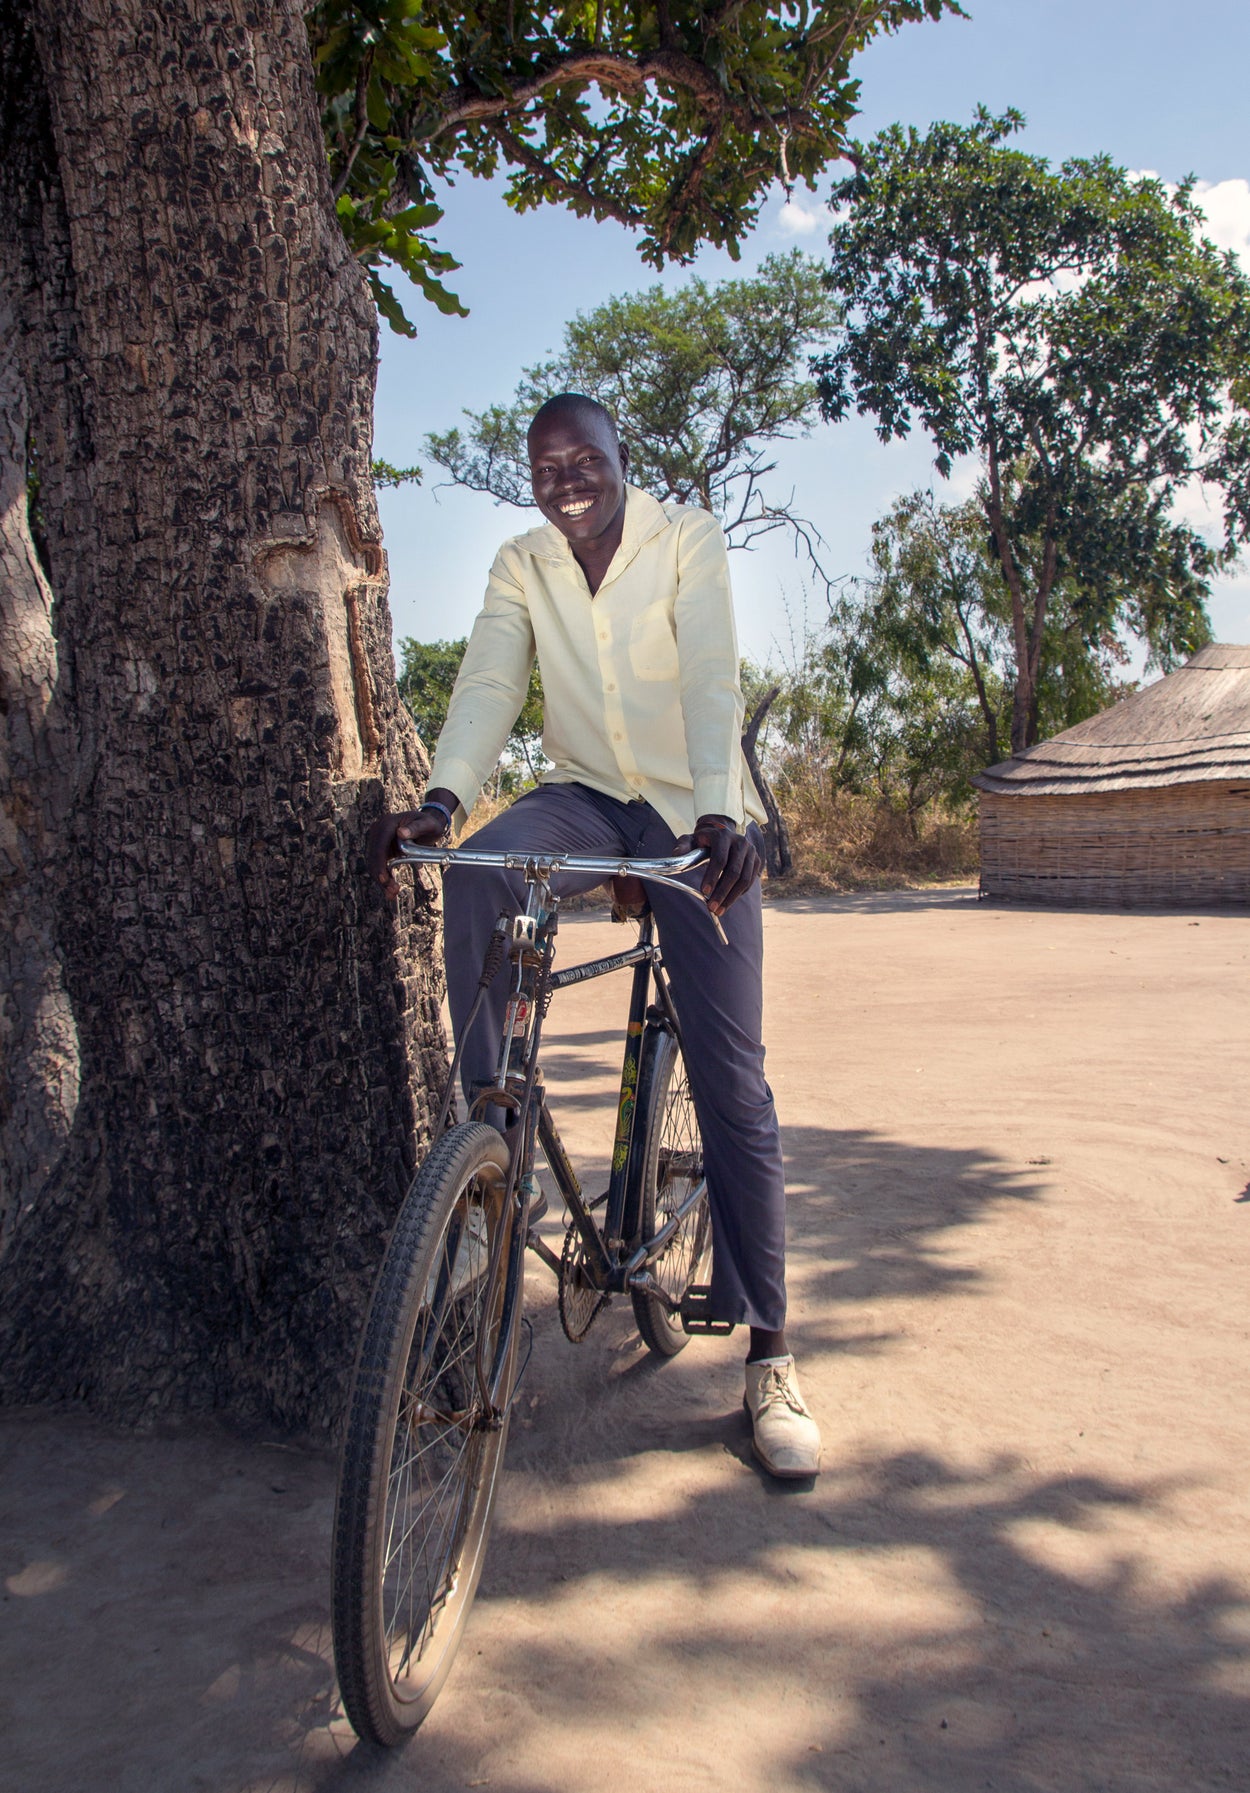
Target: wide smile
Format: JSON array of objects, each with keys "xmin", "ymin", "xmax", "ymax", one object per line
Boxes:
[{"xmin": 555, "ymin": 494, "xmax": 597, "ymax": 519}]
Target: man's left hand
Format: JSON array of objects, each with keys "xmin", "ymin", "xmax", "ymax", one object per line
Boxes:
[{"xmin": 674, "ymin": 815, "xmax": 762, "ymax": 917}]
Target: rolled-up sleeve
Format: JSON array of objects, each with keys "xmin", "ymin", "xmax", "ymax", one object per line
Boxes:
[
  {"xmin": 428, "ymin": 549, "xmax": 536, "ymax": 820},
  {"xmin": 673, "ymin": 512, "xmax": 747, "ymax": 826}
]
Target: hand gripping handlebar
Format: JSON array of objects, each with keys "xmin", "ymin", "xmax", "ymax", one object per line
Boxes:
[{"xmin": 394, "ymin": 842, "xmax": 729, "ymax": 945}]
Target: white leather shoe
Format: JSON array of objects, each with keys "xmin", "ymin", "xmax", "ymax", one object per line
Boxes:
[
  {"xmin": 426, "ymin": 1202, "xmax": 488, "ymax": 1307},
  {"xmin": 744, "ymin": 1356, "xmax": 822, "ymax": 1478}
]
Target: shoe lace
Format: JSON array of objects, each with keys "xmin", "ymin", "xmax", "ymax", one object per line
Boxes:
[{"xmin": 757, "ymin": 1364, "xmax": 808, "ymax": 1417}]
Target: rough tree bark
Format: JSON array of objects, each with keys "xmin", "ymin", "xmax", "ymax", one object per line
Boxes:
[
  {"xmin": 742, "ymin": 687, "xmax": 792, "ymax": 879},
  {"xmin": 0, "ymin": 0, "xmax": 446, "ymax": 1434},
  {"xmin": 0, "ymin": 299, "xmax": 80, "ymax": 1249}
]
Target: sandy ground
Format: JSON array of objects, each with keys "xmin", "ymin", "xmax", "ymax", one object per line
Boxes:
[{"xmin": 2, "ymin": 890, "xmax": 1248, "ymax": 1793}]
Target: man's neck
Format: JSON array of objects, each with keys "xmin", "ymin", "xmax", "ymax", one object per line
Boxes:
[{"xmin": 570, "ymin": 497, "xmax": 627, "ymax": 596}]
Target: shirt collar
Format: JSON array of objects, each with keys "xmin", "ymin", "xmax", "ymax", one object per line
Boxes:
[{"xmin": 512, "ymin": 484, "xmax": 673, "ymax": 570}]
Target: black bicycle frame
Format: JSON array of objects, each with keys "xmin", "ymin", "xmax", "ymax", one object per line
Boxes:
[{"xmin": 439, "ymin": 890, "xmax": 687, "ymax": 1303}]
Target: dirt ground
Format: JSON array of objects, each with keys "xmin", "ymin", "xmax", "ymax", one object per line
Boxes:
[{"xmin": 2, "ymin": 889, "xmax": 1248, "ymax": 1793}]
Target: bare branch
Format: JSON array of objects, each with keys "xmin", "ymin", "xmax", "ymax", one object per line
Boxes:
[{"xmin": 331, "ymin": 48, "xmax": 375, "ymax": 203}]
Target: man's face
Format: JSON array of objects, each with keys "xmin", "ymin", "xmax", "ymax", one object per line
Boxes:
[{"xmin": 528, "ymin": 411, "xmax": 628, "ymax": 548}]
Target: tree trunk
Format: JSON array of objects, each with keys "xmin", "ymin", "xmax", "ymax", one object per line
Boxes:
[
  {"xmin": 742, "ymin": 686, "xmax": 793, "ymax": 879},
  {"xmin": 0, "ymin": 0, "xmax": 445, "ymax": 1436},
  {"xmin": 0, "ymin": 297, "xmax": 80, "ymax": 1249}
]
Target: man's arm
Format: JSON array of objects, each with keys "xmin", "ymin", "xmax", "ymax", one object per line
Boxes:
[
  {"xmin": 367, "ymin": 550, "xmax": 535, "ymax": 897},
  {"xmin": 671, "ymin": 511, "xmax": 762, "ymax": 914},
  {"xmin": 426, "ymin": 549, "xmax": 537, "ymax": 818}
]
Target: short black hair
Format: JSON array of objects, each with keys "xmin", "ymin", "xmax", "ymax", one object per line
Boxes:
[{"xmin": 528, "ymin": 392, "xmax": 620, "ymax": 445}]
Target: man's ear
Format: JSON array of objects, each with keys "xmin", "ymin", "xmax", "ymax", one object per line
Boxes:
[{"xmin": 619, "ymin": 441, "xmax": 629, "ymax": 473}]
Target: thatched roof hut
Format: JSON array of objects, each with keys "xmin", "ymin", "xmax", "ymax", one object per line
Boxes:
[{"xmin": 973, "ymin": 644, "xmax": 1250, "ymax": 906}]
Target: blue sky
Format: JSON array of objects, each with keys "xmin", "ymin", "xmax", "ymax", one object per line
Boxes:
[{"xmin": 373, "ymin": 0, "xmax": 1250, "ymax": 668}]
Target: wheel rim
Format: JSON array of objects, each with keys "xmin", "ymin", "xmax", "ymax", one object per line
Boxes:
[{"xmin": 379, "ymin": 1170, "xmax": 509, "ymax": 1703}]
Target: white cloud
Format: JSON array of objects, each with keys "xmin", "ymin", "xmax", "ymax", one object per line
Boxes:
[
  {"xmin": 1131, "ymin": 169, "xmax": 1250, "ymax": 268},
  {"xmin": 776, "ymin": 196, "xmax": 828, "ymax": 237},
  {"xmin": 1192, "ymin": 178, "xmax": 1250, "ymax": 266}
]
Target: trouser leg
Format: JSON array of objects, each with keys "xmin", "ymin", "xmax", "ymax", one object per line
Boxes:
[{"xmin": 634, "ymin": 814, "xmax": 788, "ymax": 1333}]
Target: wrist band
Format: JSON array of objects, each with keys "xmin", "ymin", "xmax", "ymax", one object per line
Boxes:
[{"xmin": 419, "ymin": 800, "xmax": 454, "ymax": 836}]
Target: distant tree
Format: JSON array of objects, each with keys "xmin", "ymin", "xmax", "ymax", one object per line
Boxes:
[
  {"xmin": 853, "ymin": 489, "xmax": 1139, "ymax": 770},
  {"xmin": 308, "ymin": 0, "xmax": 959, "ymax": 333},
  {"xmin": 744, "ymin": 489, "xmax": 1144, "ymax": 829},
  {"xmin": 426, "ymin": 251, "xmax": 841, "ymax": 565},
  {"xmin": 852, "ymin": 492, "xmax": 1011, "ymax": 769},
  {"xmin": 815, "ymin": 109, "xmax": 1248, "ymax": 753},
  {"xmin": 397, "ymin": 636, "xmax": 546, "ymax": 788}
]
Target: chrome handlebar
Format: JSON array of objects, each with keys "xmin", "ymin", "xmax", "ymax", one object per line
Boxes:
[{"xmin": 394, "ymin": 842, "xmax": 728, "ymax": 945}]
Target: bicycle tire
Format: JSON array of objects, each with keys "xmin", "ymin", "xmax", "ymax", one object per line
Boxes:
[
  {"xmin": 332, "ymin": 1122, "xmax": 521, "ymax": 1745},
  {"xmin": 629, "ymin": 1027, "xmax": 711, "ymax": 1357}
]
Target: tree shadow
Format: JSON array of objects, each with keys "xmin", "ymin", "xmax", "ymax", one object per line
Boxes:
[
  {"xmin": 288, "ymin": 1444, "xmax": 1249, "ymax": 1793},
  {"xmin": 2, "ymin": 1121, "xmax": 1243, "ymax": 1792}
]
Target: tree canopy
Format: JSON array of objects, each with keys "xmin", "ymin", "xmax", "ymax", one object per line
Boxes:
[
  {"xmin": 425, "ymin": 250, "xmax": 840, "ymax": 559},
  {"xmin": 306, "ymin": 0, "xmax": 958, "ymax": 332},
  {"xmin": 815, "ymin": 108, "xmax": 1249, "ymax": 753}
]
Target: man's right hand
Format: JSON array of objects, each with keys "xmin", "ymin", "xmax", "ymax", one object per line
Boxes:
[{"xmin": 367, "ymin": 787, "xmax": 459, "ymax": 899}]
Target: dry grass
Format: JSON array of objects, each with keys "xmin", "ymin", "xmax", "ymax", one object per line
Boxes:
[
  {"xmin": 772, "ymin": 775, "xmax": 979, "ymax": 896},
  {"xmin": 463, "ymin": 790, "xmax": 512, "ymax": 835}
]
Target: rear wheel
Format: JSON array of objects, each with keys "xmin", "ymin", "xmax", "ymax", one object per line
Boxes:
[
  {"xmin": 629, "ymin": 1027, "xmax": 711, "ymax": 1358},
  {"xmin": 332, "ymin": 1123, "xmax": 521, "ymax": 1745}
]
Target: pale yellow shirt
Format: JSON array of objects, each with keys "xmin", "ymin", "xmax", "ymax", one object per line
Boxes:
[{"xmin": 429, "ymin": 485, "xmax": 766, "ymax": 839}]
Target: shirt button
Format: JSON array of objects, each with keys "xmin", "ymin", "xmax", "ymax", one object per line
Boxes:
[
  {"xmin": 613, "ymin": 731, "xmax": 623, "ymax": 741},
  {"xmin": 599, "ymin": 629, "xmax": 608, "ymax": 641},
  {"xmin": 606, "ymin": 681, "xmax": 616, "ymax": 691}
]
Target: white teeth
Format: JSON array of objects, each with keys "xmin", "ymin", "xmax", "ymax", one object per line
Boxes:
[{"xmin": 558, "ymin": 497, "xmax": 594, "ymax": 516}]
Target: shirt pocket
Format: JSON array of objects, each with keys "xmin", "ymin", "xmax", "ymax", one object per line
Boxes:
[{"xmin": 628, "ymin": 599, "xmax": 679, "ymax": 683}]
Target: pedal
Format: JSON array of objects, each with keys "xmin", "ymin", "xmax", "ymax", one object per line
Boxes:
[{"xmin": 679, "ymin": 1285, "xmax": 735, "ymax": 1336}]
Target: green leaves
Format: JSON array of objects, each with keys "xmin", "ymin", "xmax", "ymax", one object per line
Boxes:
[
  {"xmin": 333, "ymin": 193, "xmax": 466, "ymax": 335},
  {"xmin": 372, "ymin": 457, "xmax": 423, "ymax": 486},
  {"xmin": 307, "ymin": 1, "xmax": 962, "ymax": 333},
  {"xmin": 815, "ymin": 110, "xmax": 1250, "ymax": 749}
]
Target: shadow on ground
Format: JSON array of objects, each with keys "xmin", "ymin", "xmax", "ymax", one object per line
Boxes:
[{"xmin": 1, "ymin": 1119, "xmax": 1245, "ymax": 1792}]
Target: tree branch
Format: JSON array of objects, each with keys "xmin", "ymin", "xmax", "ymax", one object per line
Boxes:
[
  {"xmin": 488, "ymin": 123, "xmax": 645, "ymax": 230},
  {"xmin": 418, "ymin": 48, "xmax": 823, "ymax": 147},
  {"xmin": 331, "ymin": 48, "xmax": 375, "ymax": 203}
]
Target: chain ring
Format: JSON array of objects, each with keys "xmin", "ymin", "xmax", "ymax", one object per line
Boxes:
[{"xmin": 558, "ymin": 1223, "xmax": 609, "ymax": 1343}]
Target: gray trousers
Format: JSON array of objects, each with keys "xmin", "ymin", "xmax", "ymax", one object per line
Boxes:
[{"xmin": 442, "ymin": 782, "xmax": 787, "ymax": 1331}]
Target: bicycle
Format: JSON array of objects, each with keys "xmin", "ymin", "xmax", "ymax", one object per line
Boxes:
[{"xmin": 331, "ymin": 841, "xmax": 730, "ymax": 1747}]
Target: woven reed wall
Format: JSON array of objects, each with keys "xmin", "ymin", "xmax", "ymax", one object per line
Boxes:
[{"xmin": 979, "ymin": 780, "xmax": 1250, "ymax": 906}]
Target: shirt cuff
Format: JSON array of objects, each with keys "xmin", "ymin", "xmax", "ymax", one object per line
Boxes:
[
  {"xmin": 424, "ymin": 755, "xmax": 482, "ymax": 829},
  {"xmin": 692, "ymin": 773, "xmax": 745, "ymax": 830}
]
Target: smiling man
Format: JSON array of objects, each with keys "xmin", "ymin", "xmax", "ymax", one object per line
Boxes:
[{"xmin": 368, "ymin": 393, "xmax": 821, "ymax": 1479}]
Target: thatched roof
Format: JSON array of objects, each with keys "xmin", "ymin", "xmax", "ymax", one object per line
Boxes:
[{"xmin": 973, "ymin": 644, "xmax": 1250, "ymax": 797}]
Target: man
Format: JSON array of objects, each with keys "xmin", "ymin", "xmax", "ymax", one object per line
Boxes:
[{"xmin": 368, "ymin": 393, "xmax": 821, "ymax": 1479}]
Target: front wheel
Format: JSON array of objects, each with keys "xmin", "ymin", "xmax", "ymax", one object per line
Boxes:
[
  {"xmin": 332, "ymin": 1122, "xmax": 521, "ymax": 1746},
  {"xmin": 629, "ymin": 1026, "xmax": 711, "ymax": 1358}
]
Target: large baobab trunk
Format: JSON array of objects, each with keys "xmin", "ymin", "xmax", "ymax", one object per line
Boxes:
[
  {"xmin": 0, "ymin": 301, "xmax": 79, "ymax": 1249},
  {"xmin": 0, "ymin": 0, "xmax": 445, "ymax": 1434}
]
